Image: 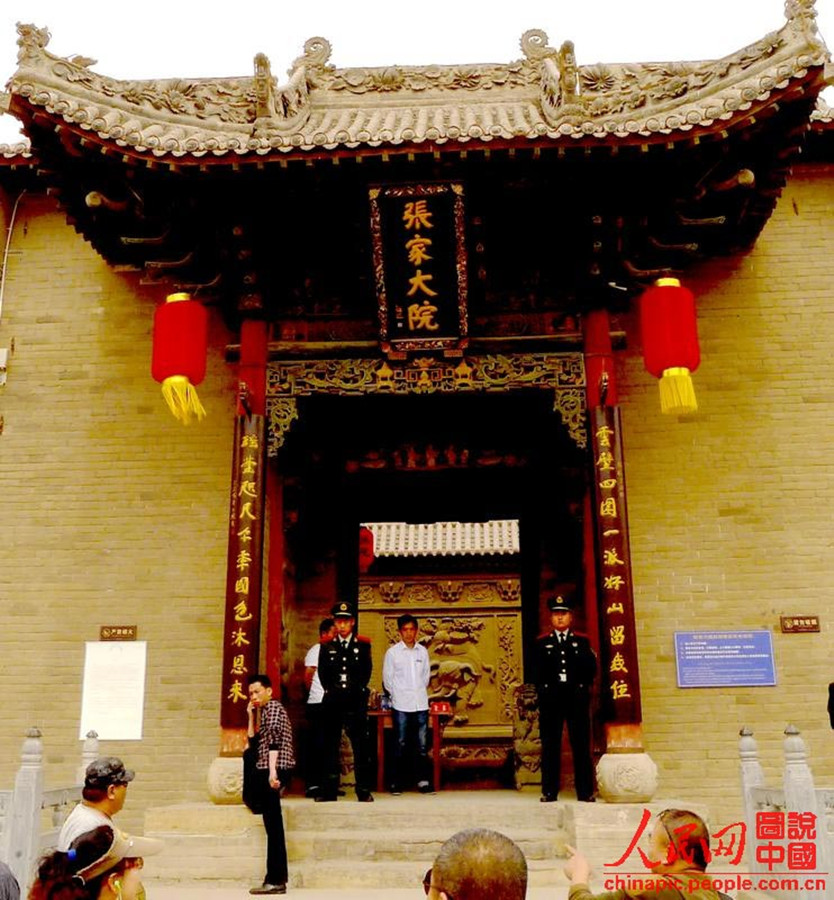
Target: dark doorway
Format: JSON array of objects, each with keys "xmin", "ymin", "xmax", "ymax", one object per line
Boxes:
[{"xmin": 281, "ymin": 390, "xmax": 587, "ymax": 671}]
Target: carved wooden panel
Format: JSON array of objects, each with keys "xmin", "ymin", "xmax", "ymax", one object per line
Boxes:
[
  {"xmin": 513, "ymin": 683, "xmax": 542, "ymax": 788},
  {"xmin": 266, "ymin": 353, "xmax": 586, "ymax": 455}
]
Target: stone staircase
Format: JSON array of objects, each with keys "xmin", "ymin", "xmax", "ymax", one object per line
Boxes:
[{"xmin": 143, "ymin": 791, "xmax": 574, "ymax": 890}]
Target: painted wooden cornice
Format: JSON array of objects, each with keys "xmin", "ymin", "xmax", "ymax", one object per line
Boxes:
[{"xmin": 2, "ymin": 0, "xmax": 830, "ymax": 163}]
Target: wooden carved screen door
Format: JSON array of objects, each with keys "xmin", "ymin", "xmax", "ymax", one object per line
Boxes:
[{"xmin": 359, "ymin": 522, "xmax": 523, "ymax": 781}]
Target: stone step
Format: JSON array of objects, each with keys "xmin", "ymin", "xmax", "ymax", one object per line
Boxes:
[
  {"xmin": 284, "ymin": 798, "xmax": 568, "ymax": 833},
  {"xmin": 288, "ymin": 828, "xmax": 568, "ymax": 862},
  {"xmin": 141, "ymin": 885, "xmax": 574, "ymax": 899},
  {"xmin": 143, "ymin": 825, "xmax": 567, "ymax": 873},
  {"xmin": 147, "ymin": 859, "xmax": 571, "ymax": 891},
  {"xmin": 145, "ymin": 795, "xmax": 569, "ymax": 835},
  {"xmin": 145, "ymin": 802, "xmax": 255, "ymax": 833},
  {"xmin": 294, "ymin": 859, "xmax": 571, "ymax": 890},
  {"xmin": 144, "ymin": 832, "xmax": 263, "ymax": 882},
  {"xmin": 142, "ymin": 793, "xmax": 686, "ymax": 889}
]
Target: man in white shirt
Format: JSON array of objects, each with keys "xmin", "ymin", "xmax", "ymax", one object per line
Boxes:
[
  {"xmin": 57, "ymin": 757, "xmax": 134, "ymax": 851},
  {"xmin": 303, "ymin": 616, "xmax": 336, "ymax": 798},
  {"xmin": 382, "ymin": 614, "xmax": 432, "ymax": 794}
]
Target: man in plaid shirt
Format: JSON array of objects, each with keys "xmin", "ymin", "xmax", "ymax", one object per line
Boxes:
[{"xmin": 247, "ymin": 673, "xmax": 296, "ymax": 895}]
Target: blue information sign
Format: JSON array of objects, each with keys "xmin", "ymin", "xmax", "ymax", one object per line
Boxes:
[{"xmin": 674, "ymin": 630, "xmax": 776, "ymax": 688}]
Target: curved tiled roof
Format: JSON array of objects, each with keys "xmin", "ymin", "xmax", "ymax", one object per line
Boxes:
[
  {"xmin": 0, "ymin": 91, "xmax": 29, "ymax": 158},
  {"xmin": 0, "ymin": 138, "xmax": 30, "ymax": 159},
  {"xmin": 4, "ymin": 1, "xmax": 831, "ymax": 162},
  {"xmin": 364, "ymin": 520, "xmax": 520, "ymax": 557}
]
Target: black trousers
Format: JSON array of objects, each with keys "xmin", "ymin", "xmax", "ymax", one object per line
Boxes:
[
  {"xmin": 255, "ymin": 768, "xmax": 288, "ymax": 885},
  {"xmin": 320, "ymin": 699, "xmax": 373, "ymax": 797},
  {"xmin": 538, "ymin": 688, "xmax": 594, "ymax": 800}
]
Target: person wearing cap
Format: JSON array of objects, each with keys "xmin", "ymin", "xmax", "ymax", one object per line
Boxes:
[
  {"xmin": 316, "ymin": 601, "xmax": 374, "ymax": 802},
  {"xmin": 29, "ymin": 823, "xmax": 162, "ymax": 900},
  {"xmin": 57, "ymin": 758, "xmax": 135, "ymax": 852},
  {"xmin": 246, "ymin": 673, "xmax": 296, "ymax": 895},
  {"xmin": 382, "ymin": 613, "xmax": 432, "ymax": 794},
  {"xmin": 535, "ymin": 597, "xmax": 597, "ymax": 803}
]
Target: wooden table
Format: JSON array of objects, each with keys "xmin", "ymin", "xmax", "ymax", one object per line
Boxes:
[{"xmin": 369, "ymin": 709, "xmax": 447, "ymax": 794}]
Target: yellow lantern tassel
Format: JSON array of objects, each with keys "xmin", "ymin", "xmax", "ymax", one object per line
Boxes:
[
  {"xmin": 659, "ymin": 367, "xmax": 697, "ymax": 415},
  {"xmin": 161, "ymin": 375, "xmax": 206, "ymax": 424}
]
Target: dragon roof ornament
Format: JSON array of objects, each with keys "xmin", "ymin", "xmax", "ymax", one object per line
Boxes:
[
  {"xmin": 812, "ymin": 95, "xmax": 833, "ymax": 122},
  {"xmin": 3, "ymin": 0, "xmax": 831, "ymax": 160}
]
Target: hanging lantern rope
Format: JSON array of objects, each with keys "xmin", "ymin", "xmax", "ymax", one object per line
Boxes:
[{"xmin": 151, "ymin": 292, "xmax": 208, "ymax": 424}]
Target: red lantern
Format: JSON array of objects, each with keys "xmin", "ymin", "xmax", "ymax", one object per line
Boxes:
[
  {"xmin": 358, "ymin": 526, "xmax": 375, "ymax": 574},
  {"xmin": 151, "ymin": 292, "xmax": 208, "ymax": 424},
  {"xmin": 639, "ymin": 277, "xmax": 700, "ymax": 414}
]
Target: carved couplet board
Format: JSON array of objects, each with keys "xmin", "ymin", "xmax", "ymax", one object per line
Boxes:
[
  {"xmin": 220, "ymin": 414, "xmax": 266, "ymax": 730},
  {"xmin": 590, "ymin": 406, "xmax": 642, "ymax": 724}
]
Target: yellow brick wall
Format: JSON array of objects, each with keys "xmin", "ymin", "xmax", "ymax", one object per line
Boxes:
[
  {"xmin": 619, "ymin": 164, "xmax": 834, "ymax": 825},
  {"xmin": 1, "ymin": 166, "xmax": 832, "ymax": 834},
  {"xmin": 0, "ymin": 194, "xmax": 236, "ymax": 833}
]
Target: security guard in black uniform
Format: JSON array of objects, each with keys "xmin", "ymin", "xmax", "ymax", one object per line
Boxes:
[
  {"xmin": 316, "ymin": 601, "xmax": 375, "ymax": 802},
  {"xmin": 535, "ymin": 597, "xmax": 597, "ymax": 802}
]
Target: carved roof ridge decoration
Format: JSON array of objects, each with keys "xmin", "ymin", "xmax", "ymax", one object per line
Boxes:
[
  {"xmin": 812, "ymin": 94, "xmax": 833, "ymax": 122},
  {"xmin": 0, "ymin": 90, "xmax": 30, "ymax": 159},
  {"xmin": 4, "ymin": 3, "xmax": 832, "ymax": 160},
  {"xmin": 0, "ymin": 141, "xmax": 31, "ymax": 160}
]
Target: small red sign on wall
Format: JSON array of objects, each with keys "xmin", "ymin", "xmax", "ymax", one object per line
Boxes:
[
  {"xmin": 100, "ymin": 625, "xmax": 137, "ymax": 641},
  {"xmin": 779, "ymin": 616, "xmax": 819, "ymax": 633}
]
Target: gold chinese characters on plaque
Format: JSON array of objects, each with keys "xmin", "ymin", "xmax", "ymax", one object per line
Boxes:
[{"xmin": 369, "ymin": 183, "xmax": 469, "ymax": 358}]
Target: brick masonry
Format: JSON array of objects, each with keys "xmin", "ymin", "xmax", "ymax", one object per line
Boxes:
[
  {"xmin": 0, "ymin": 167, "xmax": 832, "ymax": 835},
  {"xmin": 620, "ymin": 165, "xmax": 834, "ymax": 823},
  {"xmin": 0, "ymin": 194, "xmax": 237, "ymax": 834}
]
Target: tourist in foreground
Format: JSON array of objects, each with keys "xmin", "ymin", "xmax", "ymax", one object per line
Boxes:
[
  {"xmin": 565, "ymin": 809, "xmax": 724, "ymax": 899},
  {"xmin": 423, "ymin": 827, "xmax": 528, "ymax": 899},
  {"xmin": 29, "ymin": 824, "xmax": 161, "ymax": 900}
]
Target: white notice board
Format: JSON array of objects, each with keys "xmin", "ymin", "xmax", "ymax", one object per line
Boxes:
[{"xmin": 79, "ymin": 641, "xmax": 147, "ymax": 740}]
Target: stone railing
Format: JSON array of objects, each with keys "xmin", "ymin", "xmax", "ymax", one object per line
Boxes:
[
  {"xmin": 738, "ymin": 725, "xmax": 830, "ymax": 900},
  {"xmin": 0, "ymin": 727, "xmax": 99, "ymax": 893}
]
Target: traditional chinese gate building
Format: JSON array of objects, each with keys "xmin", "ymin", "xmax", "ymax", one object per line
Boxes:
[{"xmin": 1, "ymin": 3, "xmax": 833, "ymax": 825}]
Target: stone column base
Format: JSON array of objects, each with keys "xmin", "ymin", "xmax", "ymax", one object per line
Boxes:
[
  {"xmin": 596, "ymin": 751, "xmax": 658, "ymax": 803},
  {"xmin": 207, "ymin": 756, "xmax": 244, "ymax": 805}
]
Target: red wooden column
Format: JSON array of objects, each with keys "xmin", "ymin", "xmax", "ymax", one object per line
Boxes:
[
  {"xmin": 584, "ymin": 311, "xmax": 646, "ymax": 758},
  {"xmin": 218, "ymin": 319, "xmax": 269, "ymax": 757}
]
